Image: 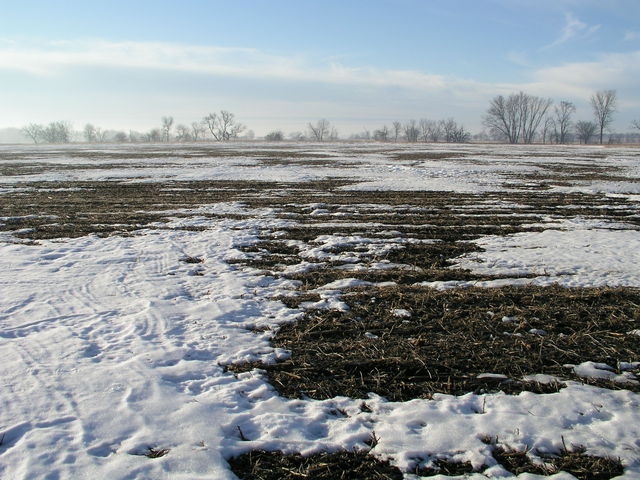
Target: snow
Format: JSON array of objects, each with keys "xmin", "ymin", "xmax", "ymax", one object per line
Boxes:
[
  {"xmin": 452, "ymin": 219, "xmax": 640, "ymax": 288},
  {"xmin": 3, "ymin": 142, "xmax": 639, "ymax": 194},
  {"xmin": 0, "ymin": 226, "xmax": 302, "ymax": 479},
  {"xmin": 392, "ymin": 309, "xmax": 412, "ymax": 319},
  {"xmin": 569, "ymin": 362, "xmax": 638, "ymax": 385},
  {"xmin": 1, "ymin": 143, "xmax": 639, "ymax": 478}
]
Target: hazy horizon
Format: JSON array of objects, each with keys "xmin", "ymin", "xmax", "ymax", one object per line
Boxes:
[{"xmin": 2, "ymin": 0, "xmax": 639, "ymax": 137}]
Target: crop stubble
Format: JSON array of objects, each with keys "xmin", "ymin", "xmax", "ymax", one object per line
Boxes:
[{"xmin": 1, "ymin": 145, "xmax": 637, "ymax": 478}]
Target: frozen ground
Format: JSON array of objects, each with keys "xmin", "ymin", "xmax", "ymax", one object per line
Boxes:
[{"xmin": 0, "ymin": 142, "xmax": 639, "ymax": 479}]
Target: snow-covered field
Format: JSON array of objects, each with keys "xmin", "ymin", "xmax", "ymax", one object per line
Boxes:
[{"xmin": 0, "ymin": 142, "xmax": 639, "ymax": 479}]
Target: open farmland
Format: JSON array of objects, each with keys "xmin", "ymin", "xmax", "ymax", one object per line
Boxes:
[{"xmin": 1, "ymin": 142, "xmax": 639, "ymax": 479}]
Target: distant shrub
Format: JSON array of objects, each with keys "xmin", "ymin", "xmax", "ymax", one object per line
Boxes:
[{"xmin": 265, "ymin": 130, "xmax": 284, "ymax": 141}]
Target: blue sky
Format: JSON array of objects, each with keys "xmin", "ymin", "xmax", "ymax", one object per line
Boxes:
[{"xmin": 1, "ymin": 0, "xmax": 639, "ymax": 136}]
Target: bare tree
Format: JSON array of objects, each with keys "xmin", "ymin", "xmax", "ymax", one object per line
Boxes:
[
  {"xmin": 418, "ymin": 119, "xmax": 430, "ymax": 142},
  {"xmin": 328, "ymin": 126, "xmax": 339, "ymax": 141},
  {"xmin": 415, "ymin": 119, "xmax": 430, "ymax": 142},
  {"xmin": 288, "ymin": 131, "xmax": 306, "ymax": 141},
  {"xmin": 521, "ymin": 95, "xmax": 553, "ymax": 144},
  {"xmin": 204, "ymin": 110, "xmax": 245, "ymax": 141},
  {"xmin": 129, "ymin": 130, "xmax": 141, "ymax": 143},
  {"xmin": 84, "ymin": 124, "xmax": 107, "ymax": 142},
  {"xmin": 483, "ymin": 92, "xmax": 552, "ymax": 144},
  {"xmin": 373, "ymin": 125, "xmax": 390, "ymax": 141},
  {"xmin": 416, "ymin": 119, "xmax": 443, "ymax": 142},
  {"xmin": 96, "ymin": 128, "xmax": 108, "ymax": 142},
  {"xmin": 553, "ymin": 101, "xmax": 576, "ymax": 143},
  {"xmin": 203, "ymin": 112, "xmax": 221, "ymax": 140},
  {"xmin": 591, "ymin": 90, "xmax": 617, "ymax": 144},
  {"xmin": 175, "ymin": 124, "xmax": 192, "ymax": 142},
  {"xmin": 484, "ymin": 95, "xmax": 519, "ymax": 143},
  {"xmin": 392, "ymin": 121, "xmax": 402, "ymax": 142},
  {"xmin": 219, "ymin": 110, "xmax": 245, "ymax": 140},
  {"xmin": 541, "ymin": 117, "xmax": 555, "ymax": 144},
  {"xmin": 84, "ymin": 123, "xmax": 97, "ymax": 143},
  {"xmin": 442, "ymin": 118, "xmax": 458, "ymax": 143},
  {"xmin": 21, "ymin": 123, "xmax": 44, "ymax": 144},
  {"xmin": 432, "ymin": 120, "xmax": 444, "ymax": 142},
  {"xmin": 265, "ymin": 130, "xmax": 284, "ymax": 141},
  {"xmin": 187, "ymin": 121, "xmax": 202, "ymax": 141},
  {"xmin": 441, "ymin": 118, "xmax": 469, "ymax": 143},
  {"xmin": 145, "ymin": 128, "xmax": 162, "ymax": 143},
  {"xmin": 575, "ymin": 121, "xmax": 597, "ymax": 144},
  {"xmin": 40, "ymin": 121, "xmax": 73, "ymax": 143},
  {"xmin": 307, "ymin": 119, "xmax": 331, "ymax": 141},
  {"xmin": 631, "ymin": 120, "xmax": 640, "ymax": 131},
  {"xmin": 451, "ymin": 125, "xmax": 470, "ymax": 143},
  {"xmin": 113, "ymin": 131, "xmax": 128, "ymax": 143},
  {"xmin": 242, "ymin": 130, "xmax": 255, "ymax": 140},
  {"xmin": 161, "ymin": 116, "xmax": 174, "ymax": 142},
  {"xmin": 350, "ymin": 128, "xmax": 373, "ymax": 140},
  {"xmin": 403, "ymin": 120, "xmax": 419, "ymax": 142}
]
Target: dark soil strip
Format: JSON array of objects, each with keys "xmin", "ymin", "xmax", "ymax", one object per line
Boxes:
[
  {"xmin": 489, "ymin": 445, "xmax": 624, "ymax": 480},
  {"xmin": 0, "ymin": 179, "xmax": 352, "ymax": 239},
  {"xmin": 229, "ymin": 447, "xmax": 624, "ymax": 480},
  {"xmin": 2, "ymin": 178, "xmax": 637, "ymax": 240},
  {"xmin": 229, "ymin": 286, "xmax": 640, "ymax": 399},
  {"xmin": 415, "ymin": 458, "xmax": 478, "ymax": 476},
  {"xmin": 228, "ymin": 450, "xmax": 403, "ymax": 480}
]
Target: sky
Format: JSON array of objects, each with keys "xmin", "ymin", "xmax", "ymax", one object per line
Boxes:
[{"xmin": 1, "ymin": 0, "xmax": 639, "ymax": 137}]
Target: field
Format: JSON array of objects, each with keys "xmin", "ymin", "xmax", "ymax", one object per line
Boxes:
[{"xmin": 0, "ymin": 142, "xmax": 639, "ymax": 479}]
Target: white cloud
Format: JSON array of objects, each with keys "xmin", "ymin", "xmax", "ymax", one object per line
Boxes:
[
  {"xmin": 0, "ymin": 39, "xmax": 449, "ymax": 91},
  {"xmin": 1, "ymin": 39, "xmax": 638, "ymax": 133},
  {"xmin": 532, "ymin": 51, "xmax": 640, "ymax": 93},
  {"xmin": 543, "ymin": 12, "xmax": 600, "ymax": 49},
  {"xmin": 624, "ymin": 31, "xmax": 640, "ymax": 41},
  {"xmin": 2, "ymin": 38, "xmax": 636, "ymax": 103}
]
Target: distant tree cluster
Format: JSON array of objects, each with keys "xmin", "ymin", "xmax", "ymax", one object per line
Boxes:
[
  {"xmin": 591, "ymin": 90, "xmax": 617, "ymax": 144},
  {"xmin": 483, "ymin": 89, "xmax": 620, "ymax": 144},
  {"xmin": 350, "ymin": 118, "xmax": 470, "ymax": 143},
  {"xmin": 18, "ymin": 89, "xmax": 638, "ymax": 145},
  {"xmin": 306, "ymin": 119, "xmax": 339, "ymax": 141},
  {"xmin": 83, "ymin": 123, "xmax": 108, "ymax": 143},
  {"xmin": 264, "ymin": 130, "xmax": 284, "ymax": 141},
  {"xmin": 150, "ymin": 110, "xmax": 246, "ymax": 143},
  {"xmin": 21, "ymin": 109, "xmax": 247, "ymax": 145},
  {"xmin": 483, "ymin": 92, "xmax": 552, "ymax": 144},
  {"xmin": 21, "ymin": 121, "xmax": 73, "ymax": 144},
  {"xmin": 575, "ymin": 120, "xmax": 598, "ymax": 144},
  {"xmin": 203, "ymin": 111, "xmax": 245, "ymax": 141}
]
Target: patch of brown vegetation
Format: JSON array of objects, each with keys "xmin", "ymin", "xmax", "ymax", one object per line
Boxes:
[
  {"xmin": 0, "ymin": 179, "xmax": 352, "ymax": 239},
  {"xmin": 415, "ymin": 458, "xmax": 479, "ymax": 476},
  {"xmin": 228, "ymin": 450, "xmax": 403, "ymax": 480},
  {"xmin": 229, "ymin": 286, "xmax": 639, "ymax": 399},
  {"xmin": 490, "ymin": 444, "xmax": 624, "ymax": 480},
  {"xmin": 229, "ymin": 445, "xmax": 624, "ymax": 480}
]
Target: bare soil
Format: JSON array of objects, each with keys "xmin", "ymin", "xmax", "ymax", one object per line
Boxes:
[
  {"xmin": 2, "ymin": 145, "xmax": 638, "ymax": 478},
  {"xmin": 230, "ymin": 444, "xmax": 624, "ymax": 480}
]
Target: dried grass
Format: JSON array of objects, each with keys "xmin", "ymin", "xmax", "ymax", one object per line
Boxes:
[
  {"xmin": 228, "ymin": 450, "xmax": 403, "ymax": 480},
  {"xmin": 229, "ymin": 445, "xmax": 624, "ymax": 480},
  {"xmin": 230, "ymin": 285, "xmax": 639, "ymax": 399}
]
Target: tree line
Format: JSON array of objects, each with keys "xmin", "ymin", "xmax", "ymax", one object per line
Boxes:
[
  {"xmin": 483, "ymin": 89, "xmax": 628, "ymax": 145},
  {"xmin": 21, "ymin": 110, "xmax": 247, "ymax": 145},
  {"xmin": 20, "ymin": 93, "xmax": 640, "ymax": 144}
]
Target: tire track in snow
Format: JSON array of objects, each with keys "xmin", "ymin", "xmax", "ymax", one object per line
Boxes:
[
  {"xmin": 3, "ymin": 334, "xmax": 86, "ymax": 477},
  {"xmin": 0, "ymin": 225, "xmax": 300, "ymax": 478}
]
